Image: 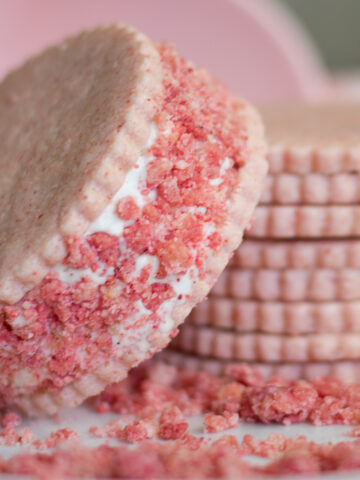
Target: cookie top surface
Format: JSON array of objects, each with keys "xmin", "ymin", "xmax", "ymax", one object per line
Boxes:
[
  {"xmin": 261, "ymin": 103, "xmax": 360, "ymax": 150},
  {"xmin": 0, "ymin": 25, "xmax": 161, "ymax": 304}
]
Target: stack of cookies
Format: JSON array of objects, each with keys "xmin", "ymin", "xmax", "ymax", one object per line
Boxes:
[{"xmin": 164, "ymin": 103, "xmax": 360, "ymax": 382}]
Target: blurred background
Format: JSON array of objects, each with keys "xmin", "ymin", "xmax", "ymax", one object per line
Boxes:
[
  {"xmin": 280, "ymin": 0, "xmax": 360, "ymax": 71},
  {"xmin": 0, "ymin": 0, "xmax": 359, "ymax": 103}
]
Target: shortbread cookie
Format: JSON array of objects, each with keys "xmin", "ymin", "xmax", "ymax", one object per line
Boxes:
[
  {"xmin": 160, "ymin": 350, "xmax": 360, "ymax": 382},
  {"xmin": 171, "ymin": 325, "xmax": 360, "ymax": 362},
  {"xmin": 231, "ymin": 239, "xmax": 360, "ymax": 269},
  {"xmin": 0, "ymin": 25, "xmax": 267, "ymax": 413},
  {"xmin": 246, "ymin": 205, "xmax": 360, "ymax": 238},
  {"xmin": 211, "ymin": 268, "xmax": 360, "ymax": 301},
  {"xmin": 261, "ymin": 104, "xmax": 360, "ymax": 174},
  {"xmin": 261, "ymin": 173, "xmax": 360, "ymax": 204},
  {"xmin": 189, "ymin": 298, "xmax": 360, "ymax": 334}
]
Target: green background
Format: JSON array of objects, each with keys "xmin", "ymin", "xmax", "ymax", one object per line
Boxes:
[{"xmin": 278, "ymin": 0, "xmax": 360, "ymax": 69}]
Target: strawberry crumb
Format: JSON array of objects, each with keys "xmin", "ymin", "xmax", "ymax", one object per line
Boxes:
[
  {"xmin": 204, "ymin": 412, "xmax": 239, "ymax": 433},
  {"xmin": 46, "ymin": 428, "xmax": 80, "ymax": 447},
  {"xmin": 4, "ymin": 434, "xmax": 360, "ymax": 479},
  {"xmin": 123, "ymin": 419, "xmax": 157, "ymax": 444},
  {"xmin": 3, "ymin": 363, "xmax": 360, "ymax": 478},
  {"xmin": 349, "ymin": 426, "xmax": 360, "ymax": 437},
  {"xmin": 1, "ymin": 412, "xmax": 21, "ymax": 428},
  {"xmin": 89, "ymin": 421, "xmax": 123, "ymax": 439},
  {"xmin": 93, "ymin": 361, "xmax": 360, "ymax": 427},
  {"xmin": 226, "ymin": 363, "xmax": 265, "ymax": 387},
  {"xmin": 31, "ymin": 428, "xmax": 80, "ymax": 451},
  {"xmin": 158, "ymin": 406, "xmax": 189, "ymax": 440},
  {"xmin": 0, "ymin": 412, "xmax": 35, "ymax": 446}
]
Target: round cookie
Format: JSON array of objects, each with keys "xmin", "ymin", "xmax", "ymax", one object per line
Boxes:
[
  {"xmin": 261, "ymin": 103, "xmax": 360, "ymax": 174},
  {"xmin": 0, "ymin": 25, "xmax": 267, "ymax": 413},
  {"xmin": 231, "ymin": 239, "xmax": 360, "ymax": 269},
  {"xmin": 210, "ymin": 268, "xmax": 360, "ymax": 301},
  {"xmin": 261, "ymin": 172, "xmax": 360, "ymax": 205},
  {"xmin": 160, "ymin": 350, "xmax": 360, "ymax": 383},
  {"xmin": 189, "ymin": 298, "xmax": 360, "ymax": 334},
  {"xmin": 171, "ymin": 324, "xmax": 360, "ymax": 362},
  {"xmin": 246, "ymin": 205, "xmax": 360, "ymax": 238}
]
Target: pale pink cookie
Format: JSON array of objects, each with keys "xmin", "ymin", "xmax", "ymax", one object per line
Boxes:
[
  {"xmin": 246, "ymin": 205, "xmax": 360, "ymax": 238},
  {"xmin": 171, "ymin": 324, "xmax": 360, "ymax": 362},
  {"xmin": 261, "ymin": 103, "xmax": 360, "ymax": 174},
  {"xmin": 0, "ymin": 25, "xmax": 267, "ymax": 413},
  {"xmin": 231, "ymin": 239, "xmax": 360, "ymax": 269},
  {"xmin": 188, "ymin": 298, "xmax": 360, "ymax": 334},
  {"xmin": 160, "ymin": 350, "xmax": 360, "ymax": 383},
  {"xmin": 210, "ymin": 268, "xmax": 360, "ymax": 301},
  {"xmin": 261, "ymin": 173, "xmax": 360, "ymax": 205}
]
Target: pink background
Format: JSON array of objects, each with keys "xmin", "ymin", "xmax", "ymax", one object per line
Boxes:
[{"xmin": 0, "ymin": 0, "xmax": 327, "ymax": 102}]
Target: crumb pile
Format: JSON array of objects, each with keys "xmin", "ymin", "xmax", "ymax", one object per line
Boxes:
[
  {"xmin": 2, "ymin": 362, "xmax": 360, "ymax": 478},
  {"xmin": 93, "ymin": 362, "xmax": 360, "ymax": 426}
]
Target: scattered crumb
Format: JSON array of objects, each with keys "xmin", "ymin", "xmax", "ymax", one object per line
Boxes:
[
  {"xmin": 158, "ymin": 406, "xmax": 189, "ymax": 440},
  {"xmin": 123, "ymin": 419, "xmax": 157, "ymax": 444},
  {"xmin": 94, "ymin": 361, "xmax": 360, "ymax": 426},
  {"xmin": 204, "ymin": 412, "xmax": 239, "ymax": 433},
  {"xmin": 4, "ymin": 434, "xmax": 360, "ymax": 479},
  {"xmin": 3, "ymin": 362, "xmax": 360, "ymax": 478}
]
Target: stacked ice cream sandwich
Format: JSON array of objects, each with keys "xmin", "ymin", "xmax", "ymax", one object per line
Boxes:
[{"xmin": 164, "ymin": 103, "xmax": 360, "ymax": 383}]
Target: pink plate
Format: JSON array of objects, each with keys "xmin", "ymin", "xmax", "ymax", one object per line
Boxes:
[{"xmin": 0, "ymin": 0, "xmax": 326, "ymax": 102}]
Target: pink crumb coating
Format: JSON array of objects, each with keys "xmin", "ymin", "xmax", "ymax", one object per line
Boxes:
[{"xmin": 0, "ymin": 43, "xmax": 250, "ymax": 404}]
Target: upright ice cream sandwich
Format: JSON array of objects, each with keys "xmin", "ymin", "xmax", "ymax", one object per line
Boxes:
[{"xmin": 0, "ymin": 25, "xmax": 267, "ymax": 413}]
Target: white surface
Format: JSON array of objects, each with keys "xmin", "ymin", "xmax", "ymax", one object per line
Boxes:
[{"xmin": 1, "ymin": 405, "xmax": 360, "ymax": 479}]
